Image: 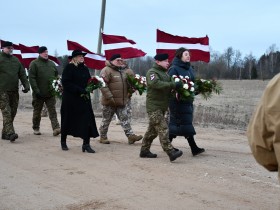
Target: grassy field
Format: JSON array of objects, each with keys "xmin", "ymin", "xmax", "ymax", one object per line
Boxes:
[{"xmin": 18, "ymin": 80, "xmax": 269, "ymax": 131}]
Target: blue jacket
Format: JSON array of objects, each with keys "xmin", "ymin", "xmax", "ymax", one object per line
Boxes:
[{"xmin": 168, "ymin": 57, "xmax": 196, "ymax": 136}]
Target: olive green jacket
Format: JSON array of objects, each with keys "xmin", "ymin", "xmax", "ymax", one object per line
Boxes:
[
  {"xmin": 0, "ymin": 52, "xmax": 30, "ymax": 91},
  {"xmin": 146, "ymin": 63, "xmax": 175, "ymax": 113},
  {"xmin": 29, "ymin": 57, "xmax": 58, "ymax": 97}
]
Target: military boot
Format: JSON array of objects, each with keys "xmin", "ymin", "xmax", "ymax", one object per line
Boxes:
[
  {"xmin": 99, "ymin": 137, "xmax": 110, "ymax": 144},
  {"xmin": 128, "ymin": 134, "xmax": 143, "ymax": 144},
  {"xmin": 168, "ymin": 149, "xmax": 183, "ymax": 162},
  {"xmin": 140, "ymin": 150, "xmax": 157, "ymax": 158},
  {"xmin": 2, "ymin": 133, "xmax": 18, "ymax": 141}
]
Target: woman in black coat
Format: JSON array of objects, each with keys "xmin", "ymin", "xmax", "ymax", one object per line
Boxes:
[
  {"xmin": 60, "ymin": 50, "xmax": 99, "ymax": 153},
  {"xmin": 168, "ymin": 47, "xmax": 205, "ymax": 156}
]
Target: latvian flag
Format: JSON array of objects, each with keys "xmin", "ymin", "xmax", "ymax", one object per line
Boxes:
[
  {"xmin": 67, "ymin": 40, "xmax": 105, "ymax": 70},
  {"xmin": 102, "ymin": 33, "xmax": 146, "ymax": 60},
  {"xmin": 19, "ymin": 44, "xmax": 60, "ymax": 68},
  {"xmin": 156, "ymin": 29, "xmax": 210, "ymax": 63}
]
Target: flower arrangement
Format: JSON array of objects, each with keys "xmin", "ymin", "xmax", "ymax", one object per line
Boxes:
[
  {"xmin": 81, "ymin": 76, "xmax": 106, "ymax": 99},
  {"xmin": 194, "ymin": 78, "xmax": 223, "ymax": 100},
  {"xmin": 50, "ymin": 76, "xmax": 63, "ymax": 99},
  {"xmin": 127, "ymin": 74, "xmax": 147, "ymax": 95},
  {"xmin": 172, "ymin": 75, "xmax": 195, "ymax": 101}
]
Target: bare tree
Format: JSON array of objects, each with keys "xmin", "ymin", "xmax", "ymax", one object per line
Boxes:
[{"xmin": 224, "ymin": 47, "xmax": 234, "ymax": 71}]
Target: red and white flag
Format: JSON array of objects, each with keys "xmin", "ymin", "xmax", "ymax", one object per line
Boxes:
[
  {"xmin": 19, "ymin": 44, "xmax": 40, "ymax": 68},
  {"xmin": 67, "ymin": 40, "xmax": 105, "ymax": 70},
  {"xmin": 19, "ymin": 44, "xmax": 60, "ymax": 68},
  {"xmin": 102, "ymin": 33, "xmax": 146, "ymax": 60},
  {"xmin": 156, "ymin": 29, "xmax": 210, "ymax": 63}
]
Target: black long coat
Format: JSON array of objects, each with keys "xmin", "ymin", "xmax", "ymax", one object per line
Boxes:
[
  {"xmin": 61, "ymin": 63, "xmax": 99, "ymax": 140},
  {"xmin": 168, "ymin": 57, "xmax": 196, "ymax": 137}
]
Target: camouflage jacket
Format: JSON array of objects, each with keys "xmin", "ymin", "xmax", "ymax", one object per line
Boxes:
[{"xmin": 146, "ymin": 63, "xmax": 175, "ymax": 113}]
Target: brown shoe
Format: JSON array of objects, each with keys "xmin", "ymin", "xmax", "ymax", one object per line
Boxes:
[
  {"xmin": 53, "ymin": 128, "xmax": 61, "ymax": 136},
  {"xmin": 128, "ymin": 134, "xmax": 143, "ymax": 144},
  {"xmin": 99, "ymin": 137, "xmax": 110, "ymax": 144}
]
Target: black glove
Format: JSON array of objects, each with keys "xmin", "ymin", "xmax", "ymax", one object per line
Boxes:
[
  {"xmin": 36, "ymin": 92, "xmax": 44, "ymax": 99},
  {"xmin": 175, "ymin": 81, "xmax": 183, "ymax": 90},
  {"xmin": 22, "ymin": 88, "xmax": 29, "ymax": 93}
]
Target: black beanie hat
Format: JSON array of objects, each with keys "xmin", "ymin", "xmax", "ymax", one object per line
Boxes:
[
  {"xmin": 2, "ymin": 41, "xmax": 13, "ymax": 48},
  {"xmin": 154, "ymin": 53, "xmax": 169, "ymax": 61},
  {"xmin": 38, "ymin": 46, "xmax": 48, "ymax": 54},
  {"xmin": 110, "ymin": 54, "xmax": 121, "ymax": 61}
]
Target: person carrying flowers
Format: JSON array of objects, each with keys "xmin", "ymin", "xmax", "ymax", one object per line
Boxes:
[
  {"xmin": 140, "ymin": 53, "xmax": 183, "ymax": 162},
  {"xmin": 99, "ymin": 54, "xmax": 143, "ymax": 145},
  {"xmin": 60, "ymin": 50, "xmax": 99, "ymax": 153},
  {"xmin": 168, "ymin": 47, "xmax": 205, "ymax": 156},
  {"xmin": 29, "ymin": 46, "xmax": 61, "ymax": 137}
]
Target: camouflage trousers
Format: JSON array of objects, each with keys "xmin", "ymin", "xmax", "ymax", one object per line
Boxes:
[
  {"xmin": 32, "ymin": 96, "xmax": 60, "ymax": 130},
  {"xmin": 115, "ymin": 98, "xmax": 132, "ymax": 124},
  {"xmin": 0, "ymin": 91, "xmax": 19, "ymax": 135},
  {"xmin": 141, "ymin": 110, "xmax": 174, "ymax": 153},
  {"xmin": 99, "ymin": 104, "xmax": 133, "ymax": 138}
]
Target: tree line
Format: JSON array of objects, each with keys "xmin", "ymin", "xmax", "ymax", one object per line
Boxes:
[{"xmin": 56, "ymin": 44, "xmax": 280, "ymax": 80}]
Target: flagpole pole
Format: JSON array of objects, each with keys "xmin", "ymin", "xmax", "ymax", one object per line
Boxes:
[
  {"xmin": 94, "ymin": 0, "xmax": 106, "ymax": 109},
  {"xmin": 97, "ymin": 0, "xmax": 106, "ymax": 56}
]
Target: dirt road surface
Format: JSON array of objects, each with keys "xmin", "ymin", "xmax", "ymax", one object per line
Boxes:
[{"xmin": 0, "ymin": 111, "xmax": 279, "ymax": 210}]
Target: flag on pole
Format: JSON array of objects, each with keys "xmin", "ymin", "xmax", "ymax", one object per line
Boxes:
[
  {"xmin": 102, "ymin": 33, "xmax": 146, "ymax": 59},
  {"xmin": 67, "ymin": 40, "xmax": 105, "ymax": 70},
  {"xmin": 156, "ymin": 29, "xmax": 210, "ymax": 63}
]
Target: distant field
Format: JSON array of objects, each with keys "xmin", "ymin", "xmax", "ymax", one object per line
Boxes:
[{"xmin": 18, "ymin": 80, "xmax": 269, "ymax": 130}]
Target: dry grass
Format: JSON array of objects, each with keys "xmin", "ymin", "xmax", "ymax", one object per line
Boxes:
[
  {"xmin": 18, "ymin": 80, "xmax": 269, "ymax": 130},
  {"xmin": 193, "ymin": 80, "xmax": 268, "ymax": 130}
]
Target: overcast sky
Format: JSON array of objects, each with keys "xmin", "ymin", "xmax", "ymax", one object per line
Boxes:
[{"xmin": 1, "ymin": 0, "xmax": 279, "ymax": 59}]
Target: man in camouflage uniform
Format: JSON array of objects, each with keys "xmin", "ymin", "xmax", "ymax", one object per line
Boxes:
[
  {"xmin": 0, "ymin": 41, "xmax": 30, "ymax": 142},
  {"xmin": 99, "ymin": 54, "xmax": 142, "ymax": 144},
  {"xmin": 29, "ymin": 46, "xmax": 60, "ymax": 136},
  {"xmin": 140, "ymin": 53, "xmax": 183, "ymax": 162}
]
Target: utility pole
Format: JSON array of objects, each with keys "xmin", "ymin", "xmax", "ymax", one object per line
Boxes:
[
  {"xmin": 93, "ymin": 0, "xmax": 106, "ymax": 110},
  {"xmin": 97, "ymin": 0, "xmax": 106, "ymax": 56}
]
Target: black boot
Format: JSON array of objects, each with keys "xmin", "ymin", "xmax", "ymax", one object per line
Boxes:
[
  {"xmin": 186, "ymin": 136, "xmax": 205, "ymax": 156},
  {"xmin": 61, "ymin": 134, "xmax": 68, "ymax": 151},
  {"xmin": 82, "ymin": 144, "xmax": 95, "ymax": 153},
  {"xmin": 168, "ymin": 149, "xmax": 183, "ymax": 162},
  {"xmin": 61, "ymin": 142, "xmax": 69, "ymax": 151},
  {"xmin": 169, "ymin": 134, "xmax": 179, "ymax": 151},
  {"xmin": 140, "ymin": 150, "xmax": 157, "ymax": 158}
]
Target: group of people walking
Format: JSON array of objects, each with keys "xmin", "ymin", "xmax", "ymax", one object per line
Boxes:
[{"xmin": 0, "ymin": 41, "xmax": 205, "ymax": 162}]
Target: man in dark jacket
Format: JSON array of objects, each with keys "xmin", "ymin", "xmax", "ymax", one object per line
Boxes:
[
  {"xmin": 29, "ymin": 46, "xmax": 60, "ymax": 136},
  {"xmin": 0, "ymin": 41, "xmax": 30, "ymax": 142},
  {"xmin": 140, "ymin": 53, "xmax": 183, "ymax": 162}
]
